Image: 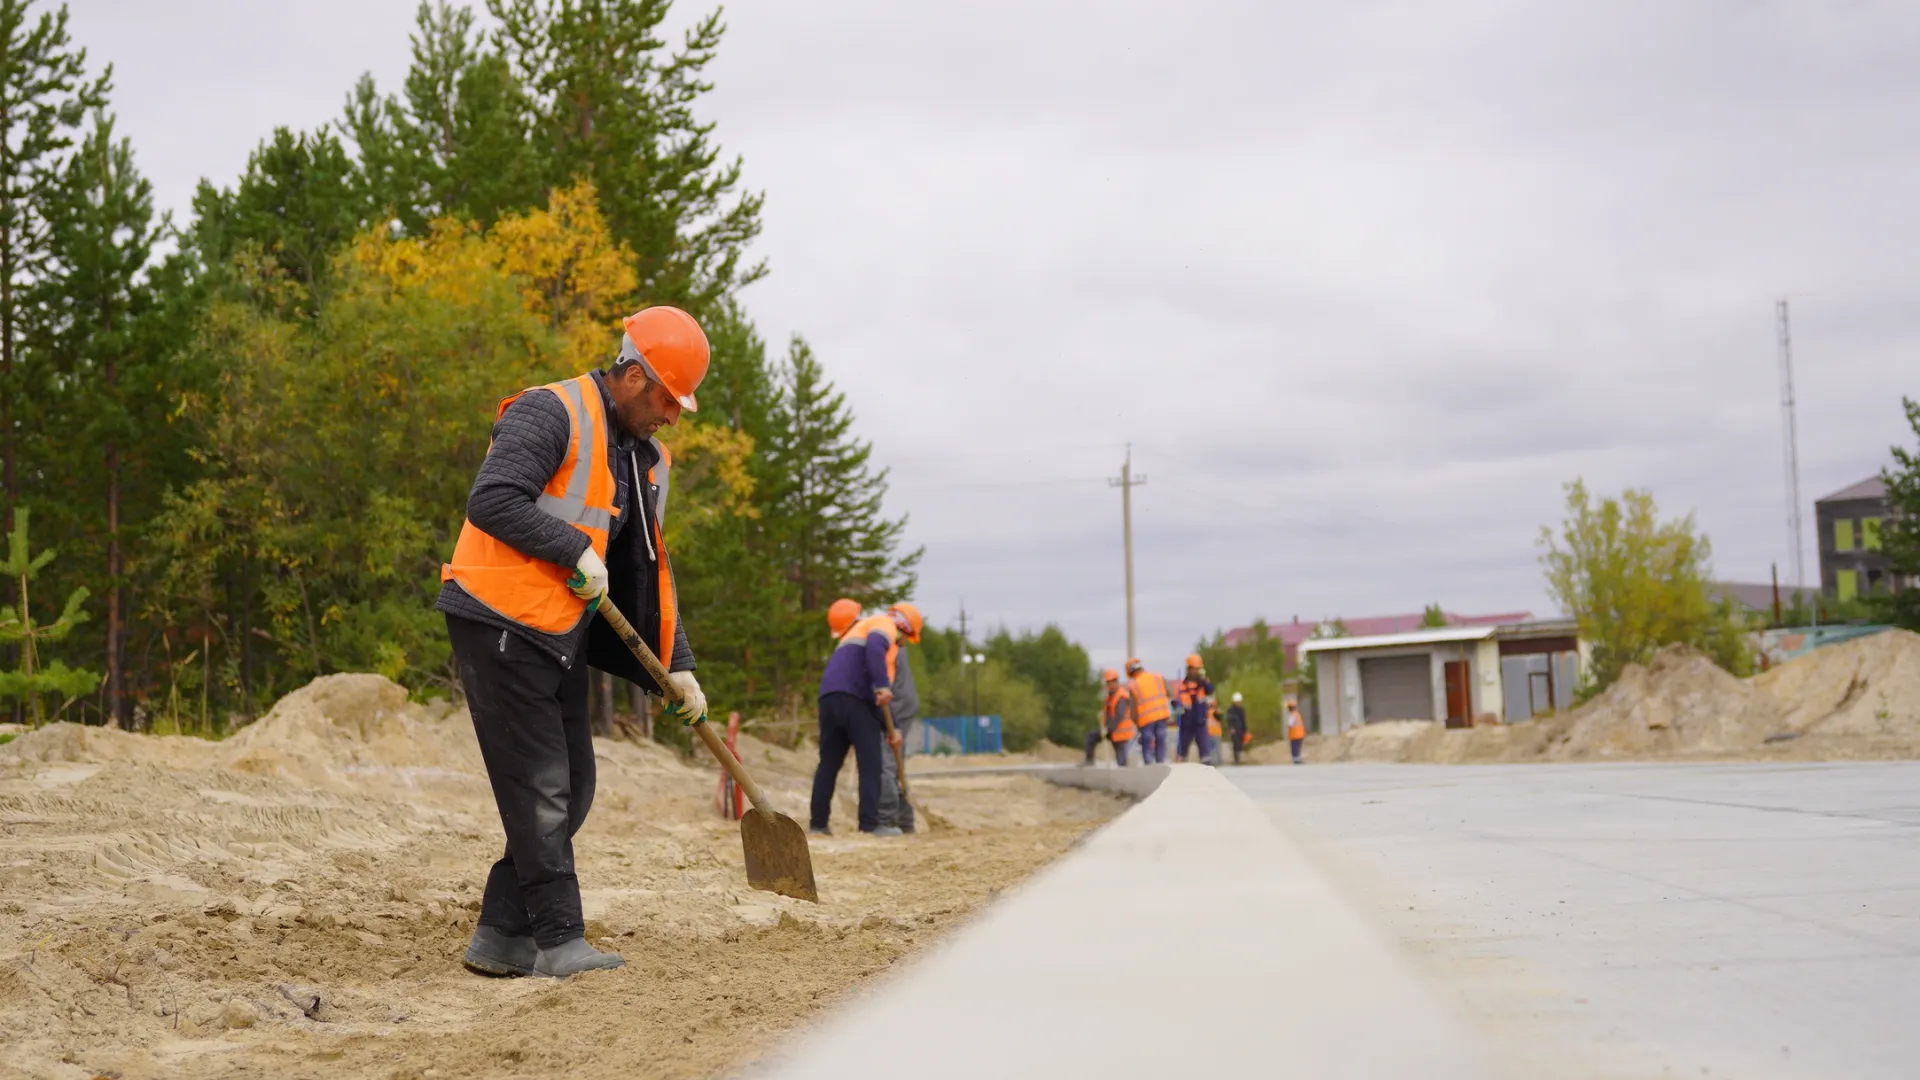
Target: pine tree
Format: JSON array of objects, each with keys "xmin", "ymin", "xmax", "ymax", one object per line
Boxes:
[
  {"xmin": 188, "ymin": 127, "xmax": 368, "ymax": 306},
  {"xmin": 343, "ymin": 2, "xmax": 543, "ymax": 233},
  {"xmin": 764, "ymin": 335, "xmax": 919, "ymax": 616},
  {"xmin": 489, "ymin": 0, "xmax": 764, "ymax": 310},
  {"xmin": 0, "ymin": 0, "xmax": 105, "ymax": 534},
  {"xmin": 0, "ymin": 507, "xmax": 98, "ymax": 722},
  {"xmin": 39, "ymin": 110, "xmax": 163, "ymax": 727}
]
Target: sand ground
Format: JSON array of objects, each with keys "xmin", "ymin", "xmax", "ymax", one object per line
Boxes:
[{"xmin": 0, "ymin": 677, "xmax": 1122, "ymax": 1080}]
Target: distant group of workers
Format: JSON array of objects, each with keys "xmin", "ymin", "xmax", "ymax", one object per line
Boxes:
[
  {"xmin": 810, "ymin": 597, "xmax": 923, "ymax": 836},
  {"xmin": 806, "ymin": 595, "xmax": 1324, "ymax": 835},
  {"xmin": 1086, "ymin": 654, "xmax": 1309, "ymax": 768}
]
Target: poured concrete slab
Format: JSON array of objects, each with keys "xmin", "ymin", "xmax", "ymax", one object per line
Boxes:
[
  {"xmin": 1232, "ymin": 762, "xmax": 1920, "ymax": 1079},
  {"xmin": 757, "ymin": 764, "xmax": 1496, "ymax": 1079}
]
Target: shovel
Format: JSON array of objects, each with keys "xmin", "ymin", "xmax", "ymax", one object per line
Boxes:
[{"xmin": 596, "ymin": 597, "xmax": 818, "ymax": 903}]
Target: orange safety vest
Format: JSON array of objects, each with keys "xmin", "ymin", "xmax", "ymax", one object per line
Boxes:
[
  {"xmin": 1103, "ymin": 685, "xmax": 1136, "ymax": 741},
  {"xmin": 1288, "ymin": 712, "xmax": 1306, "ymax": 740},
  {"xmin": 834, "ymin": 613, "xmax": 900, "ymax": 684},
  {"xmin": 1130, "ymin": 671, "xmax": 1171, "ymax": 725},
  {"xmin": 1179, "ymin": 677, "xmax": 1220, "ymax": 736},
  {"xmin": 443, "ymin": 373, "xmax": 678, "ymax": 653}
]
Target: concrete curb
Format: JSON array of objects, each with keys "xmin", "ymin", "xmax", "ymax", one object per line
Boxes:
[
  {"xmin": 754, "ymin": 764, "xmax": 1495, "ymax": 1079},
  {"xmin": 912, "ymin": 763, "xmax": 1170, "ymax": 798}
]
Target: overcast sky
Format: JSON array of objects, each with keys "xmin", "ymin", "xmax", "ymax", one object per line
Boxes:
[{"xmin": 68, "ymin": 0, "xmax": 1920, "ymax": 672}]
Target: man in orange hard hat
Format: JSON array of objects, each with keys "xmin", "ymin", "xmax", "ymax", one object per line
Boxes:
[
  {"xmin": 439, "ymin": 305, "xmax": 710, "ymax": 979},
  {"xmin": 1176, "ymin": 654, "xmax": 1216, "ymax": 765},
  {"xmin": 1126, "ymin": 658, "xmax": 1172, "ymax": 764},
  {"xmin": 1287, "ymin": 700, "xmax": 1307, "ymax": 765},
  {"xmin": 1089, "ymin": 667, "xmax": 1138, "ymax": 765},
  {"xmin": 814, "ymin": 601, "xmax": 923, "ymax": 835}
]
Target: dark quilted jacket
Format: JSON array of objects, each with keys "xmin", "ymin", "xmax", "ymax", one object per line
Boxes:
[{"xmin": 437, "ymin": 370, "xmax": 695, "ymax": 685}]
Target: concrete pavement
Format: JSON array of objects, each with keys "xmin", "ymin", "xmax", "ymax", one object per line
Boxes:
[
  {"xmin": 756, "ymin": 764, "xmax": 1495, "ymax": 1079},
  {"xmin": 1232, "ymin": 762, "xmax": 1920, "ymax": 1079}
]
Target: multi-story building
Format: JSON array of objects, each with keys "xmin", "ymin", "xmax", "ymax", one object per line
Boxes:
[{"xmin": 1815, "ymin": 477, "xmax": 1892, "ymax": 601}]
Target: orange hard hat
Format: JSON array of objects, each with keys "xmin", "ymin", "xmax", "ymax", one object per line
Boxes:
[
  {"xmin": 827, "ymin": 598, "xmax": 860, "ymax": 637},
  {"xmin": 1186, "ymin": 653, "xmax": 1204, "ymax": 669},
  {"xmin": 620, "ymin": 306, "xmax": 709, "ymax": 412},
  {"xmin": 888, "ymin": 602, "xmax": 923, "ymax": 643},
  {"xmin": 1125, "ymin": 657, "xmax": 1143, "ymax": 674},
  {"xmin": 1101, "ymin": 668, "xmax": 1119, "ymax": 682}
]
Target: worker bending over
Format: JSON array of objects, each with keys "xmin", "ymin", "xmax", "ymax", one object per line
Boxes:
[
  {"xmin": 1225, "ymin": 692, "xmax": 1248, "ymax": 765},
  {"xmin": 812, "ymin": 603, "xmax": 923, "ymax": 834},
  {"xmin": 1176, "ymin": 654, "xmax": 1216, "ymax": 764},
  {"xmin": 1127, "ymin": 658, "xmax": 1172, "ymax": 764},
  {"xmin": 1093, "ymin": 668, "xmax": 1138, "ymax": 765},
  {"xmin": 439, "ymin": 306, "xmax": 710, "ymax": 979},
  {"xmin": 876, "ymin": 630, "xmax": 919, "ymax": 836}
]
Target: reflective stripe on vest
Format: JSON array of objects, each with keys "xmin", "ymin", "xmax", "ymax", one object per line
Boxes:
[
  {"xmin": 835, "ymin": 613, "xmax": 900, "ymax": 686},
  {"xmin": 646, "ymin": 439, "xmax": 676, "ymax": 660},
  {"xmin": 1104, "ymin": 686, "xmax": 1136, "ymax": 741},
  {"xmin": 532, "ymin": 376, "xmax": 614, "ymax": 533},
  {"xmin": 1131, "ymin": 671, "xmax": 1171, "ymax": 724}
]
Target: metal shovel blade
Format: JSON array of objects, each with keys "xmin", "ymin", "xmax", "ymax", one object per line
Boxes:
[{"xmin": 741, "ymin": 807, "xmax": 819, "ymax": 902}]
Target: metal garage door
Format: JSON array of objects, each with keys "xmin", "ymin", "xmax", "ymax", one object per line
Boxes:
[{"xmin": 1360, "ymin": 655, "xmax": 1433, "ymax": 722}]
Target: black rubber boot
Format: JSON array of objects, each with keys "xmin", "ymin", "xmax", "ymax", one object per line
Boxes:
[
  {"xmin": 463, "ymin": 925, "xmax": 537, "ymax": 977},
  {"xmin": 533, "ymin": 937, "xmax": 626, "ymax": 978}
]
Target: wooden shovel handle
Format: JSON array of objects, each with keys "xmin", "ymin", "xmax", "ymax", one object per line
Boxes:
[
  {"xmin": 597, "ymin": 597, "xmax": 777, "ymax": 814},
  {"xmin": 876, "ymin": 707, "xmax": 909, "ymax": 797}
]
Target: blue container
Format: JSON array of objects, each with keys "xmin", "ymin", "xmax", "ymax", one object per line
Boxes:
[{"xmin": 910, "ymin": 715, "xmax": 1003, "ymax": 756}]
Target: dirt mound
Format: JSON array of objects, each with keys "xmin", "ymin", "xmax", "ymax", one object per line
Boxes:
[
  {"xmin": 0, "ymin": 720, "xmax": 224, "ymax": 769},
  {"xmin": 1755, "ymin": 628, "xmax": 1920, "ymax": 738},
  {"xmin": 1546, "ymin": 645, "xmax": 1783, "ymax": 759},
  {"xmin": 223, "ymin": 673, "xmax": 484, "ymax": 789}
]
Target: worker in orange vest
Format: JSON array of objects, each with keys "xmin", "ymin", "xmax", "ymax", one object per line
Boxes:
[
  {"xmin": 1087, "ymin": 668, "xmax": 1138, "ymax": 765},
  {"xmin": 813, "ymin": 603, "xmax": 923, "ymax": 835},
  {"xmin": 1126, "ymin": 658, "xmax": 1172, "ymax": 764},
  {"xmin": 439, "ymin": 306, "xmax": 709, "ymax": 978},
  {"xmin": 1287, "ymin": 700, "xmax": 1307, "ymax": 764},
  {"xmin": 1175, "ymin": 654, "xmax": 1216, "ymax": 765}
]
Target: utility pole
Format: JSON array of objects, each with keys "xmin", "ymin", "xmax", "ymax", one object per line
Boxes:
[
  {"xmin": 1109, "ymin": 444, "xmax": 1147, "ymax": 660},
  {"xmin": 957, "ymin": 598, "xmax": 968, "ymax": 654},
  {"xmin": 1777, "ymin": 299, "xmax": 1810, "ymax": 626}
]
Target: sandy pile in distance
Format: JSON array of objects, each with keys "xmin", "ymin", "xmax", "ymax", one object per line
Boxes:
[{"xmin": 1255, "ymin": 628, "xmax": 1920, "ymax": 765}]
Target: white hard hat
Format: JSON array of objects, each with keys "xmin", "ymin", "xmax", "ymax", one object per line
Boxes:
[{"xmin": 1232, "ymin": 692, "xmax": 1243, "ymax": 702}]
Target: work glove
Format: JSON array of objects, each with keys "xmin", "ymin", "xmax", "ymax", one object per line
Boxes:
[
  {"xmin": 663, "ymin": 670, "xmax": 707, "ymax": 725},
  {"xmin": 566, "ymin": 548, "xmax": 608, "ymax": 610}
]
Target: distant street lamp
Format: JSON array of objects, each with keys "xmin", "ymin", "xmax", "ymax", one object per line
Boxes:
[{"xmin": 960, "ymin": 652, "xmax": 986, "ymax": 718}]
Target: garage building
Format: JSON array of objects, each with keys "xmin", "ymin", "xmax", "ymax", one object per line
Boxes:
[{"xmin": 1300, "ymin": 619, "xmax": 1586, "ymax": 735}]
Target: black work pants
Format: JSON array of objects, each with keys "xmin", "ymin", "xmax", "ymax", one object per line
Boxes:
[
  {"xmin": 447, "ymin": 614, "xmax": 594, "ymax": 948},
  {"xmin": 811, "ymin": 692, "xmax": 883, "ymax": 833},
  {"xmin": 1229, "ymin": 729, "xmax": 1245, "ymax": 764}
]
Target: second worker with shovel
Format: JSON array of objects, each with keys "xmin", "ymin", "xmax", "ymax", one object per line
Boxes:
[{"xmin": 438, "ymin": 306, "xmax": 711, "ymax": 978}]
